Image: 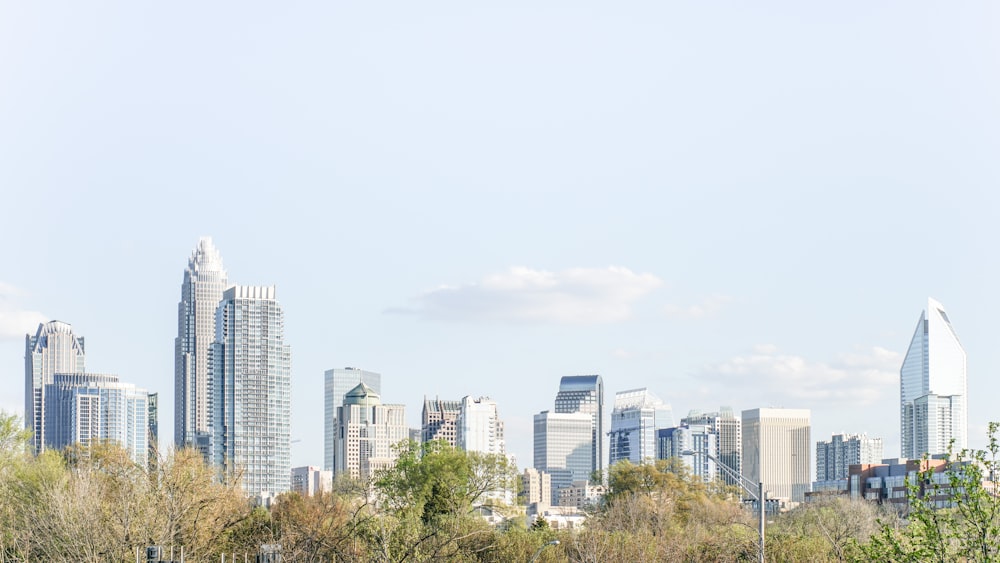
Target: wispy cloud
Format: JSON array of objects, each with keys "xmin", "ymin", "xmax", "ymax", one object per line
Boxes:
[
  {"xmin": 391, "ymin": 266, "xmax": 662, "ymax": 324},
  {"xmin": 694, "ymin": 345, "xmax": 900, "ymax": 408},
  {"xmin": 664, "ymin": 294, "xmax": 732, "ymax": 319},
  {"xmin": 0, "ymin": 283, "xmax": 46, "ymax": 341}
]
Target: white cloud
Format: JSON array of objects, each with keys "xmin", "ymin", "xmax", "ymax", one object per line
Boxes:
[
  {"xmin": 393, "ymin": 266, "xmax": 662, "ymax": 324},
  {"xmin": 664, "ymin": 294, "xmax": 732, "ymax": 319},
  {"xmin": 695, "ymin": 345, "xmax": 900, "ymax": 408},
  {"xmin": 611, "ymin": 347, "xmax": 633, "ymax": 359},
  {"xmin": 0, "ymin": 283, "xmax": 46, "ymax": 341}
]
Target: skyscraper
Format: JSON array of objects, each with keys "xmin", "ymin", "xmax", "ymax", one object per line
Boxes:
[
  {"xmin": 554, "ymin": 375, "xmax": 604, "ymax": 474},
  {"xmin": 742, "ymin": 408, "xmax": 811, "ymax": 503},
  {"xmin": 25, "ymin": 320, "xmax": 86, "ymax": 454},
  {"xmin": 324, "ymin": 368, "xmax": 381, "ymax": 470},
  {"xmin": 334, "ymin": 382, "xmax": 407, "ymax": 480},
  {"xmin": 43, "ymin": 372, "xmax": 150, "ymax": 464},
  {"xmin": 682, "ymin": 407, "xmax": 742, "ymax": 487},
  {"xmin": 421, "ymin": 396, "xmax": 461, "ymax": 446},
  {"xmin": 657, "ymin": 423, "xmax": 718, "ymax": 482},
  {"xmin": 533, "ymin": 410, "xmax": 593, "ymax": 504},
  {"xmin": 815, "ymin": 433, "xmax": 883, "ymax": 482},
  {"xmin": 456, "ymin": 396, "xmax": 505, "ymax": 455},
  {"xmin": 211, "ymin": 285, "xmax": 292, "ymax": 494},
  {"xmin": 608, "ymin": 388, "xmax": 673, "ymax": 466},
  {"xmin": 900, "ymin": 298, "xmax": 967, "ymax": 459},
  {"xmin": 175, "ymin": 237, "xmax": 228, "ymax": 451}
]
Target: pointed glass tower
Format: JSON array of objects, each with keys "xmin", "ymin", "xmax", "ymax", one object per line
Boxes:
[
  {"xmin": 900, "ymin": 298, "xmax": 967, "ymax": 458},
  {"xmin": 174, "ymin": 237, "xmax": 228, "ymax": 450}
]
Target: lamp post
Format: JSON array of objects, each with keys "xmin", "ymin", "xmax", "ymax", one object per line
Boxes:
[
  {"xmin": 529, "ymin": 539, "xmax": 560, "ymax": 563},
  {"xmin": 681, "ymin": 450, "xmax": 765, "ymax": 563}
]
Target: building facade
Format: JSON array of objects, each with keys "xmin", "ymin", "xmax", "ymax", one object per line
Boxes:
[
  {"xmin": 175, "ymin": 237, "xmax": 228, "ymax": 451},
  {"xmin": 658, "ymin": 423, "xmax": 718, "ymax": 482},
  {"xmin": 900, "ymin": 298, "xmax": 967, "ymax": 459},
  {"xmin": 324, "ymin": 368, "xmax": 382, "ymax": 470},
  {"xmin": 421, "ymin": 396, "xmax": 461, "ymax": 446},
  {"xmin": 682, "ymin": 407, "xmax": 742, "ymax": 487},
  {"xmin": 290, "ymin": 466, "xmax": 333, "ymax": 497},
  {"xmin": 742, "ymin": 408, "xmax": 811, "ymax": 503},
  {"xmin": 522, "ymin": 467, "xmax": 552, "ymax": 511},
  {"xmin": 43, "ymin": 372, "xmax": 150, "ymax": 464},
  {"xmin": 554, "ymin": 375, "xmax": 604, "ymax": 474},
  {"xmin": 816, "ymin": 433, "xmax": 884, "ymax": 482},
  {"xmin": 334, "ymin": 383, "xmax": 408, "ymax": 480},
  {"xmin": 456, "ymin": 396, "xmax": 505, "ymax": 455},
  {"xmin": 25, "ymin": 320, "xmax": 86, "ymax": 454},
  {"xmin": 211, "ymin": 285, "xmax": 292, "ymax": 495},
  {"xmin": 608, "ymin": 388, "xmax": 673, "ymax": 466},
  {"xmin": 533, "ymin": 410, "xmax": 594, "ymax": 505}
]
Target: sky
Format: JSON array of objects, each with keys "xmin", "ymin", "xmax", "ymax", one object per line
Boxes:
[{"xmin": 1, "ymin": 2, "xmax": 999, "ymax": 474}]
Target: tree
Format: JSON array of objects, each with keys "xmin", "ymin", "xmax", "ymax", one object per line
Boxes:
[{"xmin": 856, "ymin": 423, "xmax": 1000, "ymax": 562}]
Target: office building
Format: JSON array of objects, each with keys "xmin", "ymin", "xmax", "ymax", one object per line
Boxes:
[
  {"xmin": 43, "ymin": 372, "xmax": 150, "ymax": 465},
  {"xmin": 658, "ymin": 423, "xmax": 718, "ymax": 482},
  {"xmin": 175, "ymin": 237, "xmax": 228, "ymax": 451},
  {"xmin": 682, "ymin": 407, "xmax": 742, "ymax": 487},
  {"xmin": 816, "ymin": 433, "xmax": 883, "ymax": 482},
  {"xmin": 334, "ymin": 382, "xmax": 408, "ymax": 480},
  {"xmin": 324, "ymin": 368, "xmax": 381, "ymax": 470},
  {"xmin": 457, "ymin": 396, "xmax": 505, "ymax": 455},
  {"xmin": 291, "ymin": 466, "xmax": 333, "ymax": 497},
  {"xmin": 554, "ymin": 375, "xmax": 604, "ymax": 474},
  {"xmin": 742, "ymin": 408, "xmax": 811, "ymax": 503},
  {"xmin": 522, "ymin": 467, "xmax": 551, "ymax": 511},
  {"xmin": 148, "ymin": 392, "xmax": 158, "ymax": 468},
  {"xmin": 608, "ymin": 388, "xmax": 673, "ymax": 466},
  {"xmin": 533, "ymin": 410, "xmax": 593, "ymax": 505},
  {"xmin": 211, "ymin": 285, "xmax": 292, "ymax": 495},
  {"xmin": 900, "ymin": 298, "xmax": 967, "ymax": 459},
  {"xmin": 421, "ymin": 396, "xmax": 461, "ymax": 446},
  {"xmin": 25, "ymin": 320, "xmax": 86, "ymax": 454}
]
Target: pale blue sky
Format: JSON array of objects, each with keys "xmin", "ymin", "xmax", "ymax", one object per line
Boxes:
[{"xmin": 1, "ymin": 2, "xmax": 998, "ymax": 470}]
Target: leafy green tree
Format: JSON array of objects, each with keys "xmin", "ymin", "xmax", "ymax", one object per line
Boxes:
[{"xmin": 856, "ymin": 423, "xmax": 1000, "ymax": 562}]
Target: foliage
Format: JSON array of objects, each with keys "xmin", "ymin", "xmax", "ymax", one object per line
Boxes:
[{"xmin": 855, "ymin": 423, "xmax": 1000, "ymax": 562}]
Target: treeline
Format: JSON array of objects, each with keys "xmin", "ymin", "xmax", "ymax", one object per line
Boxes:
[{"xmin": 2, "ymin": 410, "xmax": 999, "ymax": 562}]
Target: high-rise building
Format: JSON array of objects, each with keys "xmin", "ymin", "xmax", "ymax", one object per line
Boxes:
[
  {"xmin": 175, "ymin": 237, "xmax": 228, "ymax": 452},
  {"xmin": 742, "ymin": 408, "xmax": 811, "ymax": 503},
  {"xmin": 148, "ymin": 392, "xmax": 159, "ymax": 468},
  {"xmin": 324, "ymin": 368, "xmax": 381, "ymax": 470},
  {"xmin": 900, "ymin": 298, "xmax": 967, "ymax": 459},
  {"xmin": 608, "ymin": 388, "xmax": 673, "ymax": 466},
  {"xmin": 43, "ymin": 372, "xmax": 150, "ymax": 464},
  {"xmin": 658, "ymin": 423, "xmax": 718, "ymax": 482},
  {"xmin": 554, "ymin": 375, "xmax": 604, "ymax": 474},
  {"xmin": 25, "ymin": 320, "xmax": 86, "ymax": 454},
  {"xmin": 211, "ymin": 285, "xmax": 292, "ymax": 495},
  {"xmin": 421, "ymin": 396, "xmax": 461, "ymax": 446},
  {"xmin": 456, "ymin": 396, "xmax": 505, "ymax": 455},
  {"xmin": 533, "ymin": 410, "xmax": 593, "ymax": 505},
  {"xmin": 815, "ymin": 433, "xmax": 883, "ymax": 482},
  {"xmin": 682, "ymin": 407, "xmax": 742, "ymax": 487},
  {"xmin": 521, "ymin": 467, "xmax": 551, "ymax": 511},
  {"xmin": 334, "ymin": 383, "xmax": 407, "ymax": 480}
]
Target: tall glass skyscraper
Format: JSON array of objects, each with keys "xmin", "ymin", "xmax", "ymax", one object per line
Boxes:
[
  {"xmin": 211, "ymin": 285, "xmax": 292, "ymax": 494},
  {"xmin": 324, "ymin": 367, "xmax": 381, "ymax": 470},
  {"xmin": 533, "ymin": 410, "xmax": 593, "ymax": 504},
  {"xmin": 554, "ymin": 375, "xmax": 604, "ymax": 473},
  {"xmin": 175, "ymin": 237, "xmax": 228, "ymax": 451},
  {"xmin": 44, "ymin": 372, "xmax": 150, "ymax": 465},
  {"xmin": 608, "ymin": 388, "xmax": 673, "ymax": 466},
  {"xmin": 25, "ymin": 320, "xmax": 86, "ymax": 454},
  {"xmin": 900, "ymin": 298, "xmax": 967, "ymax": 458}
]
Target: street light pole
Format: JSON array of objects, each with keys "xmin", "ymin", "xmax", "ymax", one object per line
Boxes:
[{"xmin": 681, "ymin": 449, "xmax": 765, "ymax": 563}]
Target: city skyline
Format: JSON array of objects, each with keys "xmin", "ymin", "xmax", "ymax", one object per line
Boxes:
[{"xmin": 2, "ymin": 2, "xmax": 999, "ymax": 472}]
